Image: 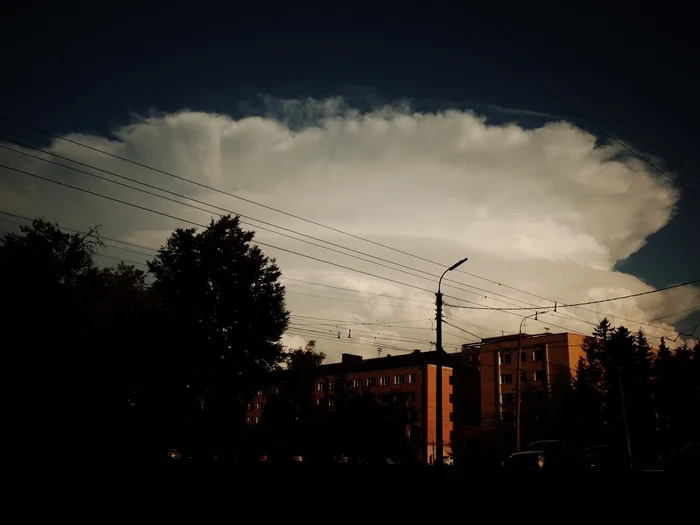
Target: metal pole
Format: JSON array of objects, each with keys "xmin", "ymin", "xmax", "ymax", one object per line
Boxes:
[
  {"xmin": 515, "ymin": 311, "xmax": 544, "ymax": 452},
  {"xmin": 434, "ymin": 257, "xmax": 467, "ymax": 468},
  {"xmin": 435, "ymin": 290, "xmax": 444, "ymax": 467},
  {"xmin": 516, "ymin": 329, "xmax": 523, "ymax": 452},
  {"xmin": 617, "ymin": 371, "xmax": 633, "ymax": 465},
  {"xmin": 606, "ymin": 356, "xmax": 633, "ymax": 467}
]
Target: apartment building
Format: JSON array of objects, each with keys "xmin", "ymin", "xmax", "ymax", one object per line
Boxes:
[
  {"xmin": 245, "ymin": 349, "xmax": 460, "ymax": 463},
  {"xmin": 455, "ymin": 331, "xmax": 586, "ymax": 458}
]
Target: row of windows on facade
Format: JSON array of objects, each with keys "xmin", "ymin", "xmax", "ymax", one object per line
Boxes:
[
  {"xmin": 500, "ymin": 390, "xmax": 548, "ymax": 405},
  {"xmin": 317, "ymin": 372, "xmax": 421, "ymax": 391},
  {"xmin": 246, "ymin": 406, "xmax": 452, "ymax": 426},
  {"xmin": 247, "ymin": 390, "xmax": 427, "ymax": 412},
  {"xmin": 499, "ymin": 370, "xmax": 546, "ymax": 385},
  {"xmin": 498, "ymin": 350, "xmax": 545, "ymax": 365}
]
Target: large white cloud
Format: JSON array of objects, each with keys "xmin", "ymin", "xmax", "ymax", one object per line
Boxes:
[{"xmin": 0, "ymin": 98, "xmax": 697, "ymax": 360}]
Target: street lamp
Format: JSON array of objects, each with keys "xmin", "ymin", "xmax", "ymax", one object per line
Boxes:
[
  {"xmin": 515, "ymin": 310, "xmax": 547, "ymax": 452},
  {"xmin": 435, "ymin": 257, "xmax": 468, "ymax": 467}
]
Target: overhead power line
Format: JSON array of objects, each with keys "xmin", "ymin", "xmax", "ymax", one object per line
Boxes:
[
  {"xmin": 464, "ymin": 2, "xmax": 700, "ymax": 186},
  {"xmin": 1, "ymin": 118, "xmax": 685, "ymax": 334},
  {"xmin": 445, "ymin": 279, "xmax": 700, "ymax": 310},
  {"xmin": 0, "ymin": 138, "xmax": 683, "ymax": 336},
  {"xmin": 454, "ymin": 9, "xmax": 700, "ymax": 200}
]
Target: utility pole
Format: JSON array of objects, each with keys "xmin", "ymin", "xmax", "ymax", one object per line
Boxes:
[
  {"xmin": 435, "ymin": 290, "xmax": 444, "ymax": 466},
  {"xmin": 516, "ymin": 311, "xmax": 545, "ymax": 452},
  {"xmin": 435, "ymin": 257, "xmax": 468, "ymax": 467}
]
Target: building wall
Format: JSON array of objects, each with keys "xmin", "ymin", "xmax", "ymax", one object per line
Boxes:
[
  {"xmin": 243, "ymin": 354, "xmax": 457, "ymax": 463},
  {"xmin": 424, "ymin": 364, "xmax": 454, "ymax": 462},
  {"xmin": 457, "ymin": 332, "xmax": 586, "ymax": 459}
]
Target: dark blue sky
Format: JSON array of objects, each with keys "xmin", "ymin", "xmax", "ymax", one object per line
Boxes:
[{"xmin": 2, "ymin": 1, "xmax": 698, "ymax": 330}]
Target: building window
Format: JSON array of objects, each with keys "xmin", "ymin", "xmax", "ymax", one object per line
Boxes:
[
  {"xmin": 256, "ymin": 402, "xmax": 264, "ymax": 410},
  {"xmin": 408, "ymin": 373, "xmax": 416, "ymax": 384},
  {"xmin": 317, "ymin": 383, "xmax": 324, "ymax": 391},
  {"xmin": 449, "ymin": 393, "xmax": 454, "ymax": 403},
  {"xmin": 394, "ymin": 375, "xmax": 405, "ymax": 385},
  {"xmin": 449, "ymin": 412, "xmax": 454, "ymax": 422},
  {"xmin": 499, "ymin": 353, "xmax": 512, "ymax": 365},
  {"xmin": 502, "ymin": 412, "xmax": 514, "ymax": 422},
  {"xmin": 246, "ymin": 417, "xmax": 253, "ymax": 424},
  {"xmin": 256, "ymin": 389, "xmax": 263, "ymax": 396},
  {"xmin": 329, "ymin": 398, "xmax": 335, "ymax": 408},
  {"xmin": 380, "ymin": 376, "xmax": 390, "ymax": 386},
  {"xmin": 254, "ymin": 416, "xmax": 261, "ymax": 424},
  {"xmin": 501, "ymin": 393, "xmax": 514, "ymax": 405},
  {"xmin": 500, "ymin": 373, "xmax": 513, "ymax": 385},
  {"xmin": 520, "ymin": 371, "xmax": 527, "ymax": 382},
  {"xmin": 534, "ymin": 370, "xmax": 546, "ymax": 382},
  {"xmin": 352, "ymin": 379, "xmax": 362, "ymax": 388},
  {"xmin": 449, "ymin": 375, "xmax": 454, "ymax": 385},
  {"xmin": 534, "ymin": 350, "xmax": 545, "ymax": 362},
  {"xmin": 247, "ymin": 403, "xmax": 254, "ymax": 410},
  {"xmin": 328, "ymin": 381, "xmax": 336, "ymax": 391},
  {"xmin": 366, "ymin": 377, "xmax": 376, "ymax": 387},
  {"xmin": 315, "ymin": 398, "xmax": 320, "ymax": 406},
  {"xmin": 521, "ymin": 352, "xmax": 527, "ymax": 362}
]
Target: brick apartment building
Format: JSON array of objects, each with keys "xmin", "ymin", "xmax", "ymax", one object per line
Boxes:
[
  {"xmin": 455, "ymin": 331, "xmax": 586, "ymax": 459},
  {"xmin": 246, "ymin": 349, "xmax": 462, "ymax": 463}
]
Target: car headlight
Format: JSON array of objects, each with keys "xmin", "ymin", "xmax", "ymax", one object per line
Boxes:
[{"xmin": 537, "ymin": 455, "xmax": 545, "ymax": 470}]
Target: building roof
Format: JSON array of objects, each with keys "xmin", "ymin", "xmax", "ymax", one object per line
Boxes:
[{"xmin": 318, "ymin": 349, "xmax": 461, "ymax": 376}]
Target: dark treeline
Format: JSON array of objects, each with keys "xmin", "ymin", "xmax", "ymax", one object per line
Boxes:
[
  {"xmin": 3, "ymin": 217, "xmax": 697, "ymax": 465},
  {"xmin": 2, "ymin": 216, "xmax": 416, "ymax": 464},
  {"xmin": 517, "ymin": 319, "xmax": 699, "ymax": 462}
]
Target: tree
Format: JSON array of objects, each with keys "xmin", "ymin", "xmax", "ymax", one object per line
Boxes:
[
  {"xmin": 145, "ymin": 215, "xmax": 289, "ymax": 459},
  {"xmin": 1, "ymin": 221, "xmax": 104, "ymax": 431},
  {"xmin": 255, "ymin": 341, "xmax": 326, "ymax": 460}
]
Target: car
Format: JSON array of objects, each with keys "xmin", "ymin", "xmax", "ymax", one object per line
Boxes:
[
  {"xmin": 585, "ymin": 445, "xmax": 632, "ymax": 471},
  {"xmin": 671, "ymin": 443, "xmax": 700, "ymax": 472},
  {"xmin": 502, "ymin": 440, "xmax": 588, "ymax": 472}
]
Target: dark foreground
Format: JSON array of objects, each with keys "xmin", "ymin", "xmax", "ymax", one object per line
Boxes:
[{"xmin": 128, "ymin": 461, "xmax": 692, "ymax": 511}]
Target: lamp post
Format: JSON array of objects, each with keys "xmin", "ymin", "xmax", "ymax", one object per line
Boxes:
[
  {"xmin": 435, "ymin": 257, "xmax": 468, "ymax": 467},
  {"xmin": 600, "ymin": 353, "xmax": 633, "ymax": 468},
  {"xmin": 515, "ymin": 310, "xmax": 547, "ymax": 452}
]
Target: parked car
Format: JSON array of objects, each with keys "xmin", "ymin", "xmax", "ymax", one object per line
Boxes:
[
  {"xmin": 585, "ymin": 445, "xmax": 632, "ymax": 471},
  {"xmin": 671, "ymin": 443, "xmax": 700, "ymax": 472},
  {"xmin": 503, "ymin": 440, "xmax": 588, "ymax": 472}
]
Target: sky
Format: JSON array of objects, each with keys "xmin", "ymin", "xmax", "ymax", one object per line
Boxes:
[{"xmin": 1, "ymin": 1, "xmax": 698, "ymax": 360}]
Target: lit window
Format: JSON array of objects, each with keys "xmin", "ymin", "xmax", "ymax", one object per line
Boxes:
[
  {"xmin": 408, "ymin": 373, "xmax": 416, "ymax": 384},
  {"xmin": 256, "ymin": 402, "xmax": 263, "ymax": 410},
  {"xmin": 352, "ymin": 379, "xmax": 362, "ymax": 388},
  {"xmin": 366, "ymin": 378, "xmax": 376, "ymax": 387},
  {"xmin": 380, "ymin": 376, "xmax": 390, "ymax": 386},
  {"xmin": 317, "ymin": 383, "xmax": 324, "ymax": 391},
  {"xmin": 328, "ymin": 381, "xmax": 336, "ymax": 390},
  {"xmin": 394, "ymin": 375, "xmax": 405, "ymax": 385}
]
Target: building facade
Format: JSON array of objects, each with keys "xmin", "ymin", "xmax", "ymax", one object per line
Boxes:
[
  {"xmin": 455, "ymin": 331, "xmax": 586, "ymax": 459},
  {"xmin": 245, "ymin": 349, "xmax": 458, "ymax": 463}
]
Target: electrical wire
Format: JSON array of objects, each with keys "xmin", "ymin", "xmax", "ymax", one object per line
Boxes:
[
  {"xmin": 0, "ymin": 118, "xmax": 684, "ymax": 334},
  {"xmin": 444, "ymin": 280, "xmax": 700, "ymax": 310},
  {"xmin": 464, "ymin": 2, "xmax": 700, "ymax": 186}
]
